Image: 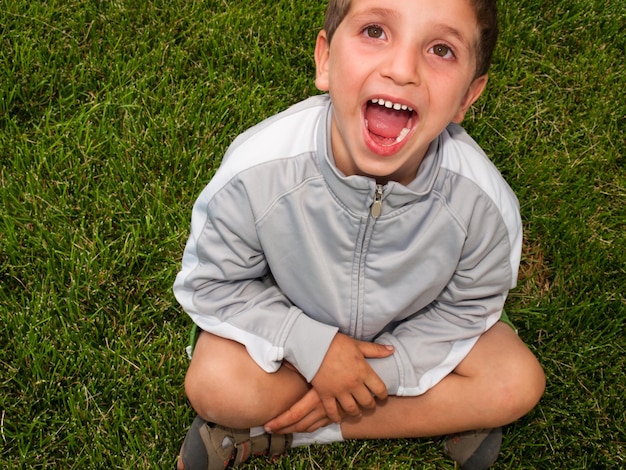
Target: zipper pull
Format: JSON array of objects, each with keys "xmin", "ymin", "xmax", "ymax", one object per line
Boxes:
[{"xmin": 370, "ymin": 184, "xmax": 383, "ymax": 219}]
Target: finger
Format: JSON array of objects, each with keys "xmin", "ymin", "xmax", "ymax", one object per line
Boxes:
[
  {"xmin": 352, "ymin": 387, "xmax": 377, "ymax": 409},
  {"xmin": 304, "ymin": 417, "xmax": 334, "ymax": 433},
  {"xmin": 357, "ymin": 341, "xmax": 395, "ymax": 359},
  {"xmin": 264, "ymin": 409, "xmax": 302, "ymax": 433},
  {"xmin": 337, "ymin": 395, "xmax": 361, "ymax": 418},
  {"xmin": 321, "ymin": 396, "xmax": 342, "ymax": 422},
  {"xmin": 273, "ymin": 409, "xmax": 330, "ymax": 435},
  {"xmin": 365, "ymin": 376, "xmax": 389, "ymax": 400},
  {"xmin": 265, "ymin": 390, "xmax": 319, "ymax": 432}
]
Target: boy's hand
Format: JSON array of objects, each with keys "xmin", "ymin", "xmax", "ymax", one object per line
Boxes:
[
  {"xmin": 264, "ymin": 387, "xmax": 332, "ymax": 435},
  {"xmin": 310, "ymin": 333, "xmax": 394, "ymax": 423}
]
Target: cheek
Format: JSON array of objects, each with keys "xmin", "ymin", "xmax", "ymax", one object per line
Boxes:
[{"xmin": 329, "ymin": 49, "xmax": 363, "ymax": 84}]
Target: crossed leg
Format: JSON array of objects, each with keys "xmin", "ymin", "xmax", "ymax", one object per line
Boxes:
[{"xmin": 185, "ymin": 322, "xmax": 545, "ymax": 438}]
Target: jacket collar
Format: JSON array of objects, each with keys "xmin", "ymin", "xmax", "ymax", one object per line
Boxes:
[{"xmin": 316, "ymin": 96, "xmax": 442, "ymax": 216}]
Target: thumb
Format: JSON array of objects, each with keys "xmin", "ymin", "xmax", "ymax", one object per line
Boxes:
[{"xmin": 356, "ymin": 340, "xmax": 394, "ymax": 359}]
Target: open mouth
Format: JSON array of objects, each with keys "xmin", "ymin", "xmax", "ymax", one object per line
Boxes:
[{"xmin": 364, "ymin": 98, "xmax": 417, "ymax": 148}]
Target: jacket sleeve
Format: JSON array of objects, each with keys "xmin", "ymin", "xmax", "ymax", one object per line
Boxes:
[
  {"xmin": 367, "ymin": 201, "xmax": 522, "ymax": 396},
  {"xmin": 173, "ymin": 174, "xmax": 338, "ymax": 382}
]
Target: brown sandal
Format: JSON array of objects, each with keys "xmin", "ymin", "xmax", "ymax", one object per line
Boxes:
[
  {"xmin": 444, "ymin": 427, "xmax": 502, "ymax": 470},
  {"xmin": 176, "ymin": 416, "xmax": 292, "ymax": 470}
]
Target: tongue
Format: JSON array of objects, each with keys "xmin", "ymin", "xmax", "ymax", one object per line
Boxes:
[{"xmin": 365, "ymin": 104, "xmax": 410, "ymax": 139}]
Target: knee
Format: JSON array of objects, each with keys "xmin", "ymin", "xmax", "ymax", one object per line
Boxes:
[
  {"xmin": 182, "ymin": 332, "xmax": 270, "ymax": 427},
  {"xmin": 185, "ymin": 353, "xmax": 268, "ymax": 427},
  {"xmin": 184, "ymin": 359, "xmax": 225, "ymax": 422},
  {"xmin": 492, "ymin": 350, "xmax": 545, "ymax": 423}
]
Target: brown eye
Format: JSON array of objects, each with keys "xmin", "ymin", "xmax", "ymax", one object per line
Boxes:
[
  {"xmin": 366, "ymin": 25, "xmax": 384, "ymax": 39},
  {"xmin": 432, "ymin": 44, "xmax": 453, "ymax": 58}
]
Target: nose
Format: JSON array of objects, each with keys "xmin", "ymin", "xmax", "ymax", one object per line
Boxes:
[{"xmin": 381, "ymin": 42, "xmax": 421, "ymax": 86}]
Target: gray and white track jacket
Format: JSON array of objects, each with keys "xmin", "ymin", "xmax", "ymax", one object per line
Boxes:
[{"xmin": 173, "ymin": 95, "xmax": 522, "ymax": 396}]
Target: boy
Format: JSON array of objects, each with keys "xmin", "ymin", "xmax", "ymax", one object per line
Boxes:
[{"xmin": 173, "ymin": 0, "xmax": 545, "ymax": 468}]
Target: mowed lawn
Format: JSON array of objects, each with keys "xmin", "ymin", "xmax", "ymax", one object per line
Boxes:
[{"xmin": 1, "ymin": 0, "xmax": 624, "ymax": 468}]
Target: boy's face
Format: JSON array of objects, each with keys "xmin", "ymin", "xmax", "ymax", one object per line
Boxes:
[{"xmin": 315, "ymin": 0, "xmax": 488, "ymax": 185}]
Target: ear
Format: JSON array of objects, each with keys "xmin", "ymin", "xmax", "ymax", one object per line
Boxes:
[
  {"xmin": 452, "ymin": 74, "xmax": 488, "ymax": 123},
  {"xmin": 314, "ymin": 30, "xmax": 331, "ymax": 92}
]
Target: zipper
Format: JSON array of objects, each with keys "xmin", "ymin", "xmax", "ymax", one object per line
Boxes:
[
  {"xmin": 370, "ymin": 184, "xmax": 383, "ymax": 219},
  {"xmin": 351, "ymin": 184, "xmax": 384, "ymax": 337}
]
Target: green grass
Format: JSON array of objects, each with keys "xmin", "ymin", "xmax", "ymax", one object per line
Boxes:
[{"xmin": 1, "ymin": 0, "xmax": 624, "ymax": 468}]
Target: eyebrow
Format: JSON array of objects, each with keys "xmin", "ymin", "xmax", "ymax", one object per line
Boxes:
[
  {"xmin": 349, "ymin": 7, "xmax": 402, "ymax": 22},
  {"xmin": 431, "ymin": 23, "xmax": 473, "ymax": 48}
]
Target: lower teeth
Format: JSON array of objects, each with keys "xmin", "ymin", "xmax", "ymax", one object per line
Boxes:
[
  {"xmin": 365, "ymin": 120, "xmax": 411, "ymax": 146},
  {"xmin": 395, "ymin": 127, "xmax": 410, "ymax": 144}
]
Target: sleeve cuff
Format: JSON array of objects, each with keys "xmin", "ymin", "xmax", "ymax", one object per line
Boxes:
[
  {"xmin": 282, "ymin": 312, "xmax": 339, "ymax": 382},
  {"xmin": 367, "ymin": 353, "xmax": 401, "ymax": 395}
]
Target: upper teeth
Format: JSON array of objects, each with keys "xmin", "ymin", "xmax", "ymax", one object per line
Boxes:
[{"xmin": 371, "ymin": 98, "xmax": 413, "ymax": 112}]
